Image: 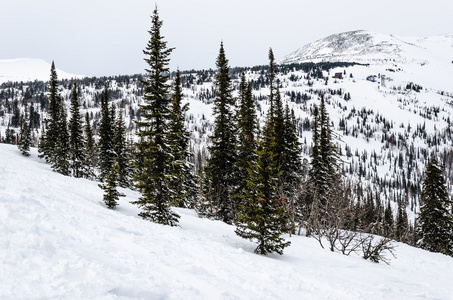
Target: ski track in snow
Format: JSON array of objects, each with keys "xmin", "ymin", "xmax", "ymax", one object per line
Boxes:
[{"xmin": 1, "ymin": 144, "xmax": 453, "ymax": 299}]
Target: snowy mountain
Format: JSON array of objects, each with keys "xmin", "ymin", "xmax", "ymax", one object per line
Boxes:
[
  {"xmin": 0, "ymin": 58, "xmax": 83, "ymax": 84},
  {"xmin": 280, "ymin": 30, "xmax": 453, "ymax": 65},
  {"xmin": 280, "ymin": 30, "xmax": 453, "ymax": 90},
  {"xmin": 1, "ymin": 143, "xmax": 453, "ymax": 299}
]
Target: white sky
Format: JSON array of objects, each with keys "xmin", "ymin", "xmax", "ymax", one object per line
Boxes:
[{"xmin": 1, "ymin": 0, "xmax": 452, "ymax": 76}]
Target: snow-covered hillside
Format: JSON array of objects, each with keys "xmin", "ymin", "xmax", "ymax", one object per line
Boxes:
[
  {"xmin": 280, "ymin": 30, "xmax": 453, "ymax": 66},
  {"xmin": 1, "ymin": 143, "xmax": 452, "ymax": 300},
  {"xmin": 0, "ymin": 58, "xmax": 83, "ymax": 84},
  {"xmin": 280, "ymin": 30, "xmax": 453, "ymax": 90}
]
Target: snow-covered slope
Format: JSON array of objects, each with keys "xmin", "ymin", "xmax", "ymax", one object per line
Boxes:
[
  {"xmin": 280, "ymin": 30, "xmax": 453, "ymax": 90},
  {"xmin": 0, "ymin": 58, "xmax": 83, "ymax": 84},
  {"xmin": 1, "ymin": 144, "xmax": 453, "ymax": 299}
]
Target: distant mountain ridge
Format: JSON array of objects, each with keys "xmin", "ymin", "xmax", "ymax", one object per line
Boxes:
[
  {"xmin": 0, "ymin": 58, "xmax": 83, "ymax": 84},
  {"xmin": 280, "ymin": 30, "xmax": 453, "ymax": 66}
]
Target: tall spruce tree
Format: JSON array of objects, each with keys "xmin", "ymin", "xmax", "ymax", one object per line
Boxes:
[
  {"xmin": 38, "ymin": 61, "xmax": 62, "ymax": 163},
  {"xmin": 306, "ymin": 94, "xmax": 343, "ymax": 234},
  {"xmin": 265, "ymin": 49, "xmax": 302, "ymax": 198},
  {"xmin": 113, "ymin": 109, "xmax": 132, "ymax": 188},
  {"xmin": 309, "ymin": 95, "xmax": 340, "ymax": 208},
  {"xmin": 52, "ymin": 103, "xmax": 70, "ymax": 175},
  {"xmin": 416, "ymin": 158, "xmax": 453, "ymax": 256},
  {"xmin": 282, "ymin": 105, "xmax": 303, "ymax": 227},
  {"xmin": 395, "ymin": 195, "xmax": 409, "ymax": 242},
  {"xmin": 204, "ymin": 42, "xmax": 237, "ymax": 223},
  {"xmin": 168, "ymin": 70, "xmax": 197, "ymax": 208},
  {"xmin": 18, "ymin": 116, "xmax": 32, "ymax": 157},
  {"xmin": 383, "ymin": 200, "xmax": 394, "ymax": 238},
  {"xmin": 98, "ymin": 85, "xmax": 115, "ymax": 180},
  {"xmin": 282, "ymin": 106, "xmax": 302, "ymax": 188},
  {"xmin": 68, "ymin": 82, "xmax": 87, "ymax": 178},
  {"xmin": 235, "ymin": 95, "xmax": 293, "ymax": 255},
  {"xmin": 266, "ymin": 49, "xmax": 285, "ymax": 162},
  {"xmin": 268, "ymin": 48, "xmax": 277, "ymax": 115},
  {"xmin": 84, "ymin": 112, "xmax": 97, "ymax": 179},
  {"xmin": 132, "ymin": 6, "xmax": 179, "ymax": 226},
  {"xmin": 233, "ymin": 72, "xmax": 258, "ymax": 213}
]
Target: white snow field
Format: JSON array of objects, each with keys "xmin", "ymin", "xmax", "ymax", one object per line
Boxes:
[
  {"xmin": 0, "ymin": 58, "xmax": 83, "ymax": 84},
  {"xmin": 0, "ymin": 144, "xmax": 452, "ymax": 300}
]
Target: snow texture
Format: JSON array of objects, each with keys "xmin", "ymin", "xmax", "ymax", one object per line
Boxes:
[{"xmin": 1, "ymin": 144, "xmax": 453, "ymax": 299}]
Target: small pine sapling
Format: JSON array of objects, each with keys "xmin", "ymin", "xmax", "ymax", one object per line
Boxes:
[{"xmin": 99, "ymin": 159, "xmax": 125, "ymax": 209}]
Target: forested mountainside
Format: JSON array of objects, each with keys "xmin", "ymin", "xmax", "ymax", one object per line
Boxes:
[
  {"xmin": 2, "ymin": 31, "xmax": 453, "ymax": 228},
  {"xmin": 0, "ymin": 62, "xmax": 450, "ymax": 215}
]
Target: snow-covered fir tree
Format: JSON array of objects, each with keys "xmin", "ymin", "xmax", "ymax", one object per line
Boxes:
[
  {"xmin": 416, "ymin": 158, "xmax": 453, "ymax": 256},
  {"xmin": 132, "ymin": 6, "xmax": 179, "ymax": 226},
  {"xmin": 83, "ymin": 112, "xmax": 97, "ymax": 179},
  {"xmin": 99, "ymin": 159, "xmax": 125, "ymax": 209},
  {"xmin": 38, "ymin": 61, "xmax": 63, "ymax": 164},
  {"xmin": 168, "ymin": 70, "xmax": 197, "ymax": 208},
  {"xmin": 18, "ymin": 116, "xmax": 32, "ymax": 157},
  {"xmin": 203, "ymin": 42, "xmax": 237, "ymax": 223},
  {"xmin": 52, "ymin": 103, "xmax": 70, "ymax": 176},
  {"xmin": 98, "ymin": 85, "xmax": 115, "ymax": 181},
  {"xmin": 113, "ymin": 109, "xmax": 132, "ymax": 188},
  {"xmin": 232, "ymin": 72, "xmax": 258, "ymax": 215},
  {"xmin": 68, "ymin": 82, "xmax": 87, "ymax": 178}
]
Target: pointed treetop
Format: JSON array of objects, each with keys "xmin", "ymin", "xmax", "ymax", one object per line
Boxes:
[{"xmin": 269, "ymin": 48, "xmax": 274, "ymax": 61}]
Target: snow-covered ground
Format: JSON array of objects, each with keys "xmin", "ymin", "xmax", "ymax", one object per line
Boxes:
[
  {"xmin": 0, "ymin": 58, "xmax": 83, "ymax": 84},
  {"xmin": 1, "ymin": 144, "xmax": 452, "ymax": 300}
]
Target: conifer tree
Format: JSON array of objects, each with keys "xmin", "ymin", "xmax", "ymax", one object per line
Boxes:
[
  {"xmin": 233, "ymin": 72, "xmax": 258, "ymax": 213},
  {"xmin": 98, "ymin": 85, "xmax": 115, "ymax": 181},
  {"xmin": 68, "ymin": 82, "xmax": 87, "ymax": 178},
  {"xmin": 309, "ymin": 95, "xmax": 340, "ymax": 208},
  {"xmin": 272, "ymin": 87, "xmax": 286, "ymax": 162},
  {"xmin": 261, "ymin": 49, "xmax": 303, "ymax": 229},
  {"xmin": 39, "ymin": 61, "xmax": 62, "ymax": 163},
  {"xmin": 395, "ymin": 196, "xmax": 409, "ymax": 242},
  {"xmin": 235, "ymin": 104, "xmax": 293, "ymax": 255},
  {"xmin": 282, "ymin": 104, "xmax": 303, "ymax": 226},
  {"xmin": 383, "ymin": 200, "xmax": 394, "ymax": 238},
  {"xmin": 306, "ymin": 94, "xmax": 343, "ymax": 236},
  {"xmin": 168, "ymin": 70, "xmax": 197, "ymax": 208},
  {"xmin": 84, "ymin": 112, "xmax": 97, "ymax": 179},
  {"xmin": 18, "ymin": 116, "xmax": 32, "ymax": 157},
  {"xmin": 113, "ymin": 109, "xmax": 132, "ymax": 188},
  {"xmin": 266, "ymin": 49, "xmax": 285, "ymax": 163},
  {"xmin": 99, "ymin": 159, "xmax": 125, "ymax": 209},
  {"xmin": 204, "ymin": 42, "xmax": 237, "ymax": 223},
  {"xmin": 52, "ymin": 103, "xmax": 70, "ymax": 175},
  {"xmin": 265, "ymin": 49, "xmax": 302, "ymax": 198},
  {"xmin": 5, "ymin": 124, "xmax": 14, "ymax": 144},
  {"xmin": 416, "ymin": 158, "xmax": 453, "ymax": 256},
  {"xmin": 132, "ymin": 6, "xmax": 179, "ymax": 226},
  {"xmin": 268, "ymin": 48, "xmax": 277, "ymax": 114}
]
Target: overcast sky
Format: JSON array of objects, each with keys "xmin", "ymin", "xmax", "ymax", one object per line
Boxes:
[{"xmin": 2, "ymin": 0, "xmax": 452, "ymax": 77}]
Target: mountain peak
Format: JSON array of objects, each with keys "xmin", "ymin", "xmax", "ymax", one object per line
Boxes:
[{"xmin": 280, "ymin": 30, "xmax": 453, "ymax": 66}]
